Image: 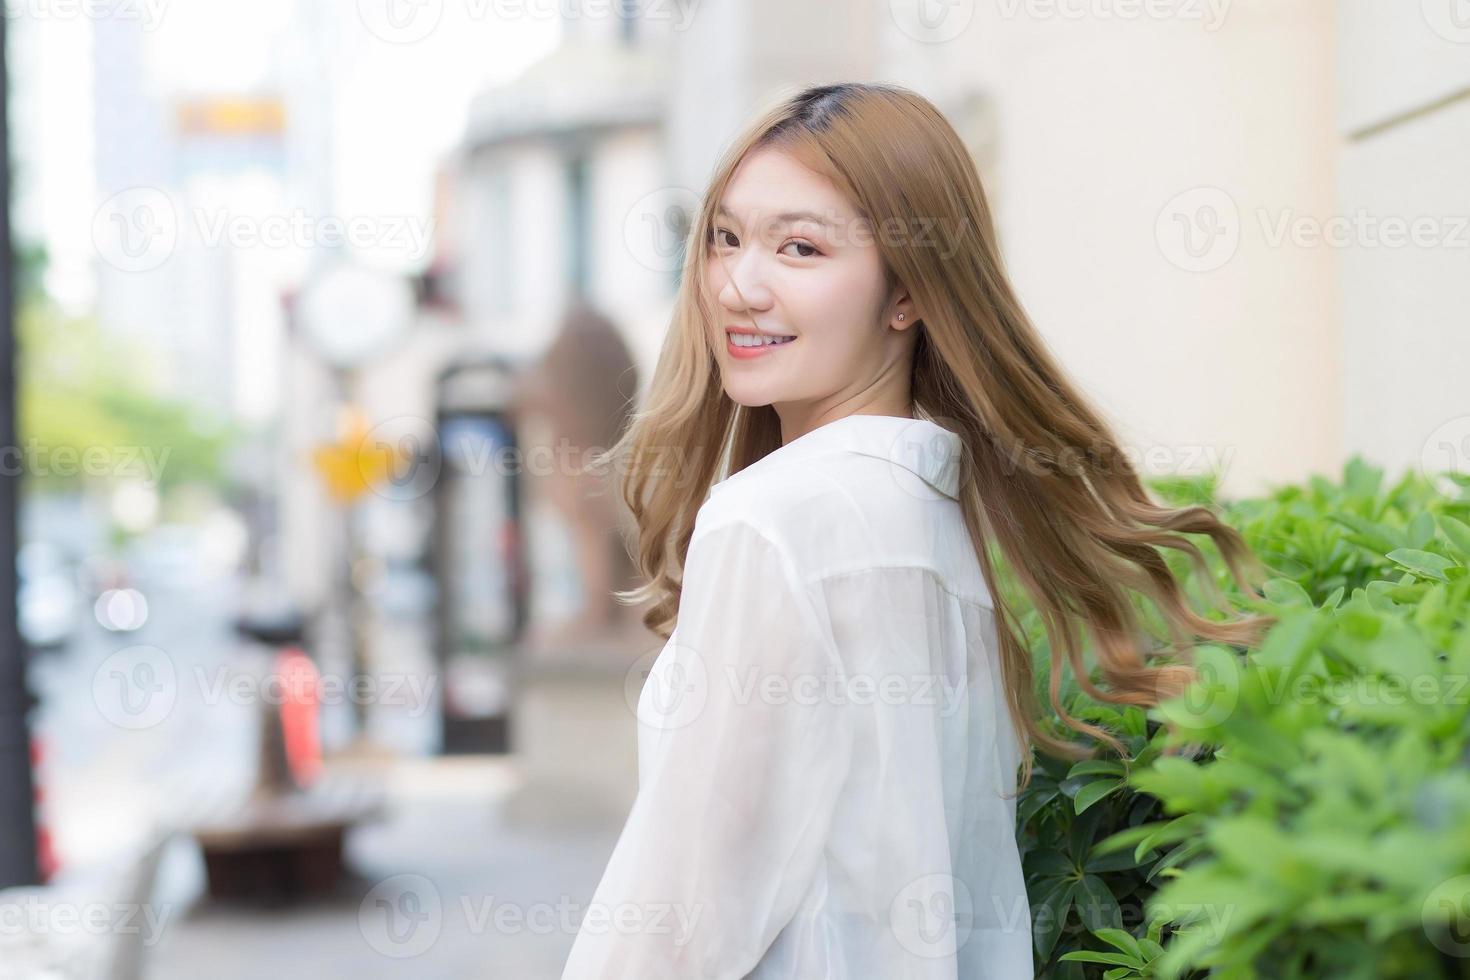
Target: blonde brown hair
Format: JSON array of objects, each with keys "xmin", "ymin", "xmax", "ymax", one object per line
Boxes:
[{"xmin": 605, "ymin": 81, "xmax": 1275, "ymax": 789}]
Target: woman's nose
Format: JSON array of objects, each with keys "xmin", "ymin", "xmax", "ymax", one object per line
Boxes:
[{"xmin": 716, "ymin": 248, "xmax": 775, "ymax": 312}]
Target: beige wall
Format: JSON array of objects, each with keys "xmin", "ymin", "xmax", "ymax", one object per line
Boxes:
[
  {"xmin": 1338, "ymin": 0, "xmax": 1470, "ymax": 488},
  {"xmin": 906, "ymin": 0, "xmax": 1340, "ymax": 497}
]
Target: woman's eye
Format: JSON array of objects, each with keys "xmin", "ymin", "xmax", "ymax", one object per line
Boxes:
[{"xmin": 708, "ymin": 228, "xmax": 817, "ymax": 257}]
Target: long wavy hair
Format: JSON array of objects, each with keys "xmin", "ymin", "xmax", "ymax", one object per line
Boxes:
[{"xmin": 603, "ymin": 81, "xmax": 1275, "ymax": 789}]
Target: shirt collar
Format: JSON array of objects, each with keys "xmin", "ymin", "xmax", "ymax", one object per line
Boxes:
[{"xmin": 711, "ymin": 414, "xmax": 963, "ymax": 500}]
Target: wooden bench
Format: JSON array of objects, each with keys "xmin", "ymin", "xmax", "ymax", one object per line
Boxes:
[{"xmin": 162, "ymin": 766, "xmax": 386, "ymax": 906}]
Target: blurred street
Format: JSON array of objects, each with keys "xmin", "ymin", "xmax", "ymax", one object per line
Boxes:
[{"xmin": 22, "ymin": 496, "xmax": 637, "ymax": 978}]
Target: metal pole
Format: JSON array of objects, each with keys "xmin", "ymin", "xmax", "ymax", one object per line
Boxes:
[
  {"xmin": 0, "ymin": 10, "xmax": 41, "ymax": 889},
  {"xmin": 334, "ymin": 368, "xmax": 368, "ymax": 739}
]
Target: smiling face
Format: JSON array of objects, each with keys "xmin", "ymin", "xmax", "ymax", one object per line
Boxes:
[{"xmin": 704, "ymin": 146, "xmax": 920, "ymax": 442}]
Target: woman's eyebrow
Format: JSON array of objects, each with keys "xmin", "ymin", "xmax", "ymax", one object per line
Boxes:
[{"xmin": 715, "ymin": 204, "xmax": 841, "ymax": 230}]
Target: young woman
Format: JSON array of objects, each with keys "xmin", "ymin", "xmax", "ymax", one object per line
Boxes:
[{"xmin": 560, "ymin": 81, "xmax": 1272, "ymax": 979}]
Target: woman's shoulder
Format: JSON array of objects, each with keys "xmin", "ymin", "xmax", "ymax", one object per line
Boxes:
[
  {"xmin": 690, "ymin": 458, "xmax": 876, "ymax": 586},
  {"xmin": 695, "ymin": 459, "xmax": 854, "ymax": 539},
  {"xmin": 691, "ymin": 435, "xmax": 983, "ymax": 603}
]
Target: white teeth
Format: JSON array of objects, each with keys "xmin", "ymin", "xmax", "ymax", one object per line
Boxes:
[{"xmin": 729, "ymin": 332, "xmax": 795, "ymax": 347}]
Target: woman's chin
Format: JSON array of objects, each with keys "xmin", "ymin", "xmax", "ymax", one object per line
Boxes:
[{"xmin": 724, "ymin": 387, "xmax": 787, "ymax": 410}]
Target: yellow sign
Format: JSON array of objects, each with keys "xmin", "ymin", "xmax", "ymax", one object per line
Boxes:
[
  {"xmin": 311, "ymin": 410, "xmax": 399, "ymax": 503},
  {"xmin": 176, "ymin": 98, "xmax": 286, "ymax": 136}
]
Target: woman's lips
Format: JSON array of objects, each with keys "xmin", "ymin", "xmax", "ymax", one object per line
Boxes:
[{"xmin": 726, "ymin": 331, "xmax": 796, "ymax": 360}]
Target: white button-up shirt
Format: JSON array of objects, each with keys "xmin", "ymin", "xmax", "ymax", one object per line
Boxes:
[{"xmin": 561, "ymin": 414, "xmax": 1033, "ymax": 979}]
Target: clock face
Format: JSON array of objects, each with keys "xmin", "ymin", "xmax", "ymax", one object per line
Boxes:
[{"xmin": 297, "ymin": 261, "xmax": 414, "ymax": 367}]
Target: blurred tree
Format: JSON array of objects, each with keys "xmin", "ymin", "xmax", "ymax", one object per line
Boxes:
[{"xmin": 15, "ymin": 277, "xmax": 238, "ymax": 494}]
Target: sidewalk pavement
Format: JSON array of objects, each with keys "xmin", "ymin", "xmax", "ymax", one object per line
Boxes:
[{"xmin": 147, "ymin": 753, "xmax": 627, "ymax": 980}]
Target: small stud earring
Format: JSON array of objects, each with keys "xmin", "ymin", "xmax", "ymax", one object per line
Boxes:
[{"xmin": 897, "ymin": 313, "xmax": 906, "ymax": 321}]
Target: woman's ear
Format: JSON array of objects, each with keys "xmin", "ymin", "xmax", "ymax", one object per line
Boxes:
[{"xmin": 889, "ymin": 292, "xmax": 920, "ymax": 331}]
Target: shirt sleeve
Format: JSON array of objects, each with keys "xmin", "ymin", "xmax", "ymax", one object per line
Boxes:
[{"xmin": 560, "ymin": 518, "xmax": 854, "ymax": 980}]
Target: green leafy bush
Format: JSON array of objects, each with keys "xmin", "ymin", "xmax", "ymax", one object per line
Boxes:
[{"xmin": 1014, "ymin": 458, "xmax": 1470, "ymax": 979}]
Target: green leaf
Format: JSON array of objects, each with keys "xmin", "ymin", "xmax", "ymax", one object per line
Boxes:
[
  {"xmin": 1075, "ymin": 874, "xmax": 1124, "ymax": 931},
  {"xmin": 1091, "ymin": 926, "xmax": 1144, "ymax": 959},
  {"xmin": 1438, "ymin": 514, "xmax": 1470, "ymax": 557},
  {"xmin": 1067, "ymin": 759, "xmax": 1128, "ymax": 779},
  {"xmin": 1058, "ymin": 950, "xmax": 1141, "ymax": 968},
  {"xmin": 1074, "ymin": 778, "xmax": 1123, "ymax": 815},
  {"xmin": 1032, "ymin": 878, "xmax": 1077, "ymax": 961},
  {"xmin": 1387, "ymin": 547, "xmax": 1456, "ymax": 582},
  {"xmin": 1408, "ymin": 510, "xmax": 1438, "ymax": 549},
  {"xmin": 1326, "ymin": 513, "xmax": 1400, "ymax": 554},
  {"xmin": 1085, "ymin": 848, "xmax": 1144, "ymax": 874},
  {"xmin": 1262, "ymin": 577, "xmax": 1313, "ymax": 607}
]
